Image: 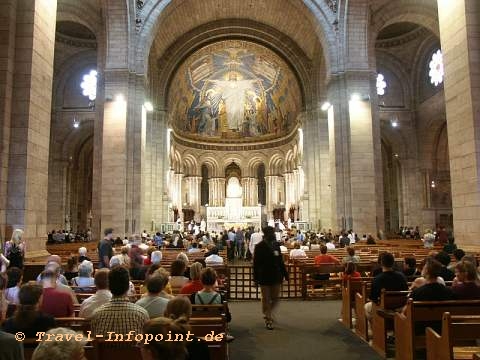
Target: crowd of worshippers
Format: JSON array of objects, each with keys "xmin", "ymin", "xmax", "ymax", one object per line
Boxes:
[
  {"xmin": 0, "ymin": 230, "xmax": 235, "ymax": 358},
  {"xmin": 362, "ymin": 249, "xmax": 480, "ymax": 331},
  {"xmin": 47, "ymin": 229, "xmax": 92, "ymax": 244}
]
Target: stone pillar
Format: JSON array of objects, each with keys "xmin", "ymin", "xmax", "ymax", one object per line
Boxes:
[
  {"xmin": 266, "ymin": 175, "xmax": 282, "ymax": 216},
  {"xmin": 4, "ymin": 0, "xmax": 57, "ymax": 255},
  {"xmin": 303, "ymin": 110, "xmax": 331, "ymax": 230},
  {"xmin": 100, "ymin": 92, "xmax": 128, "ymax": 236},
  {"xmin": 241, "ymin": 177, "xmax": 258, "ymax": 206},
  {"xmin": 0, "ymin": 0, "xmax": 17, "ymax": 242},
  {"xmin": 328, "ymin": 73, "xmax": 383, "ymax": 236},
  {"xmin": 184, "ymin": 176, "xmax": 202, "ymax": 214},
  {"xmin": 438, "ymin": 0, "xmax": 480, "ymax": 249}
]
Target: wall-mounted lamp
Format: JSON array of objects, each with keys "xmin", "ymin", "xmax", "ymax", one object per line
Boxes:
[
  {"xmin": 391, "ymin": 120, "xmax": 398, "ymax": 128},
  {"xmin": 321, "ymin": 101, "xmax": 331, "ymax": 111},
  {"xmin": 431, "ymin": 180, "xmax": 436, "ymax": 188},
  {"xmin": 115, "ymin": 94, "xmax": 125, "ymax": 102},
  {"xmin": 350, "ymin": 93, "xmax": 370, "ymax": 102},
  {"xmin": 73, "ymin": 117, "xmax": 80, "ymax": 129},
  {"xmin": 144, "ymin": 101, "xmax": 154, "ymax": 112}
]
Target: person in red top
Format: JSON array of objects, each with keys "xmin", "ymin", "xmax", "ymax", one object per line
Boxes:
[
  {"xmin": 314, "ymin": 245, "xmax": 340, "ymax": 265},
  {"xmin": 342, "ymin": 262, "xmax": 361, "ymax": 281},
  {"xmin": 180, "ymin": 262, "xmax": 204, "ymax": 295},
  {"xmin": 40, "ymin": 270, "xmax": 73, "ymax": 318}
]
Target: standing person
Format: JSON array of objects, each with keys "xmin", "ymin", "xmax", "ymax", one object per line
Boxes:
[
  {"xmin": 248, "ymin": 228, "xmax": 263, "ymax": 260},
  {"xmin": 253, "ymin": 226, "xmax": 288, "ymax": 330},
  {"xmin": 98, "ymin": 228, "xmax": 114, "ymax": 268},
  {"xmin": 235, "ymin": 227, "xmax": 245, "ymax": 260},
  {"xmin": 4, "ymin": 229, "xmax": 25, "ymax": 269}
]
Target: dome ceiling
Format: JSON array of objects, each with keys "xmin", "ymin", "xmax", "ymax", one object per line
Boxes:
[{"xmin": 168, "ymin": 40, "xmax": 302, "ymax": 144}]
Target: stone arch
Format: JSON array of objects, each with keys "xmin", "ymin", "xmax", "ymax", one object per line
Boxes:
[
  {"xmin": 182, "ymin": 154, "xmax": 199, "ymax": 176},
  {"xmin": 375, "ymin": 51, "xmax": 412, "ymax": 109},
  {"xmin": 370, "ymin": 1, "xmax": 439, "ymax": 38},
  {"xmin": 246, "ymin": 155, "xmax": 267, "ymax": 178},
  {"xmin": 53, "ymin": 51, "xmax": 97, "ymax": 108},
  {"xmin": 135, "ymin": 0, "xmax": 334, "ymax": 77},
  {"xmin": 56, "ymin": 1, "xmax": 103, "ymax": 36},
  {"xmin": 411, "ymin": 34, "xmax": 442, "ymax": 103},
  {"xmin": 61, "ymin": 120, "xmax": 95, "ymax": 159},
  {"xmin": 199, "ymin": 155, "xmax": 220, "ymax": 177},
  {"xmin": 268, "ymin": 154, "xmax": 285, "ymax": 176}
]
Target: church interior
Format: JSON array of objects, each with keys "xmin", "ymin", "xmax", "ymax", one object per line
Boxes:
[{"xmin": 1, "ymin": 0, "xmax": 480, "ymax": 359}]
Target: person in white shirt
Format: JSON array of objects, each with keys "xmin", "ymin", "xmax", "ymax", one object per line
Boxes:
[
  {"xmin": 325, "ymin": 239, "xmax": 336, "ymax": 250},
  {"xmin": 205, "ymin": 247, "xmax": 224, "ymax": 265},
  {"xmin": 348, "ymin": 230, "xmax": 356, "ymax": 244},
  {"xmin": 151, "ymin": 250, "xmax": 162, "ymax": 265},
  {"xmin": 79, "ymin": 269, "xmax": 112, "ymax": 318},
  {"xmin": 249, "ymin": 229, "xmax": 263, "ymax": 258},
  {"xmin": 188, "ymin": 243, "xmax": 202, "ymax": 253},
  {"xmin": 289, "ymin": 242, "xmax": 307, "ymax": 259},
  {"xmin": 0, "ymin": 252, "xmax": 10, "ymax": 273}
]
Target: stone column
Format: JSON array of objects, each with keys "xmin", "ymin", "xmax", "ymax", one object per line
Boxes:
[
  {"xmin": 303, "ymin": 110, "xmax": 331, "ymax": 230},
  {"xmin": 438, "ymin": 0, "xmax": 480, "ymax": 249},
  {"xmin": 328, "ymin": 73, "xmax": 383, "ymax": 235},
  {"xmin": 241, "ymin": 177, "xmax": 258, "ymax": 206},
  {"xmin": 4, "ymin": 0, "xmax": 57, "ymax": 255},
  {"xmin": 100, "ymin": 89, "xmax": 128, "ymax": 235},
  {"xmin": 184, "ymin": 176, "xmax": 202, "ymax": 214}
]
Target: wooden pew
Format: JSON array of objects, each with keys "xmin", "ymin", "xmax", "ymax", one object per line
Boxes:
[
  {"xmin": 426, "ymin": 313, "xmax": 480, "ymax": 360},
  {"xmin": 395, "ymin": 299, "xmax": 480, "ymax": 360},
  {"xmin": 371, "ymin": 290, "xmax": 409, "ymax": 358},
  {"xmin": 190, "ymin": 316, "xmax": 228, "ymax": 360},
  {"xmin": 300, "ymin": 263, "xmax": 344, "ymax": 300},
  {"xmin": 354, "ymin": 281, "xmax": 371, "ymax": 341},
  {"xmin": 341, "ymin": 277, "xmax": 372, "ymax": 329}
]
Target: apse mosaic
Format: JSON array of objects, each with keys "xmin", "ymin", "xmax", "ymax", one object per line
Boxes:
[{"xmin": 168, "ymin": 40, "xmax": 302, "ymax": 140}]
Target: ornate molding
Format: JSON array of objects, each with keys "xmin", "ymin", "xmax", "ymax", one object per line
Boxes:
[
  {"xmin": 136, "ymin": 0, "xmax": 146, "ymax": 32},
  {"xmin": 376, "ymin": 27, "xmax": 429, "ymax": 48},
  {"xmin": 171, "ymin": 126, "xmax": 299, "ymax": 151},
  {"xmin": 56, "ymin": 33, "xmax": 97, "ymax": 49},
  {"xmin": 325, "ymin": 0, "xmax": 338, "ymax": 13}
]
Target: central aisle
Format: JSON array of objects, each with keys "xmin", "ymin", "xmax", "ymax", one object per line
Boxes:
[{"xmin": 228, "ymin": 300, "xmax": 382, "ymax": 360}]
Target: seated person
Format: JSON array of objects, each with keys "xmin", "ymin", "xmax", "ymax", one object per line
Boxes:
[
  {"xmin": 71, "ymin": 260, "xmax": 95, "ymax": 287},
  {"xmin": 180, "ymin": 262, "xmax": 204, "ymax": 295},
  {"xmin": 35, "ymin": 256, "xmax": 68, "ymax": 285},
  {"xmin": 5, "ymin": 267, "xmax": 22, "ymax": 305},
  {"xmin": 136, "ymin": 274, "xmax": 169, "ymax": 318},
  {"xmin": 205, "ymin": 247, "xmax": 224, "ymax": 265},
  {"xmin": 78, "ymin": 246, "xmax": 90, "ymax": 263},
  {"xmin": 0, "ymin": 330, "xmax": 24, "ymax": 359},
  {"xmin": 188, "ymin": 242, "xmax": 202, "ymax": 253},
  {"xmin": 366, "ymin": 234, "xmax": 376, "ymax": 244},
  {"xmin": 448, "ymin": 248, "xmax": 466, "ymax": 271},
  {"xmin": 443, "ymin": 237, "xmax": 457, "ymax": 254},
  {"xmin": 409, "ymin": 257, "xmax": 446, "ymax": 291},
  {"xmin": 169, "ymin": 259, "xmax": 189, "ymax": 289},
  {"xmin": 151, "ymin": 250, "xmax": 163, "ymax": 265},
  {"xmin": 32, "ymin": 328, "xmax": 86, "ymax": 360},
  {"xmin": 403, "ymin": 257, "xmax": 420, "ymax": 278},
  {"xmin": 40, "ymin": 270, "xmax": 74, "ymax": 318},
  {"xmin": 452, "ymin": 260, "xmax": 480, "ymax": 299},
  {"xmin": 289, "ymin": 242, "xmax": 307, "ymax": 259},
  {"xmin": 63, "ymin": 256, "xmax": 78, "ymax": 283},
  {"xmin": 40, "ymin": 262, "xmax": 78, "ymax": 305},
  {"xmin": 141, "ymin": 317, "xmax": 193, "ymax": 360},
  {"xmin": 325, "ymin": 239, "xmax": 335, "ymax": 250},
  {"xmin": 342, "ymin": 247, "xmax": 360, "ymax": 264},
  {"xmin": 91, "ymin": 266, "xmax": 149, "ymax": 337},
  {"xmin": 435, "ymin": 251, "xmax": 455, "ymax": 281},
  {"xmin": 2, "ymin": 284, "xmax": 55, "ymax": 338},
  {"xmin": 153, "ymin": 267, "xmax": 174, "ymax": 300},
  {"xmin": 310, "ymin": 240, "xmax": 321, "ymax": 250},
  {"xmin": 79, "ymin": 269, "xmax": 112, "ymax": 318},
  {"xmin": 342, "ymin": 262, "xmax": 361, "ymax": 281},
  {"xmin": 194, "ymin": 268, "xmax": 222, "ymax": 305},
  {"xmin": 314, "ymin": 245, "xmax": 340, "ymax": 265},
  {"xmin": 409, "ymin": 258, "xmax": 454, "ymax": 302},
  {"xmin": 163, "ymin": 296, "xmax": 211, "ymax": 359},
  {"xmin": 364, "ymin": 252, "xmax": 408, "ymax": 321}
]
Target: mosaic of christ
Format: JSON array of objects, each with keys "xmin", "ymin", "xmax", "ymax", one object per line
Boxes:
[{"xmin": 168, "ymin": 40, "xmax": 302, "ymax": 140}]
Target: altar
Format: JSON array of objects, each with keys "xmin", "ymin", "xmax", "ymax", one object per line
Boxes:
[{"xmin": 206, "ymin": 202, "xmax": 263, "ymax": 232}]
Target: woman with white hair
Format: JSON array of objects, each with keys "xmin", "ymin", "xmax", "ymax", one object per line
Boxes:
[
  {"xmin": 71, "ymin": 261, "xmax": 95, "ymax": 287},
  {"xmin": 32, "ymin": 328, "xmax": 86, "ymax": 360},
  {"xmin": 151, "ymin": 250, "xmax": 163, "ymax": 265},
  {"xmin": 78, "ymin": 247, "xmax": 90, "ymax": 263},
  {"xmin": 4, "ymin": 229, "xmax": 25, "ymax": 269}
]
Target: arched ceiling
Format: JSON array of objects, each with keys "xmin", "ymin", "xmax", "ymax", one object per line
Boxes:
[{"xmin": 148, "ymin": 0, "xmax": 324, "ymax": 65}]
